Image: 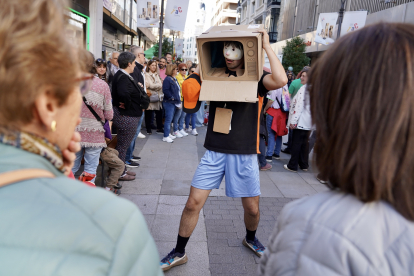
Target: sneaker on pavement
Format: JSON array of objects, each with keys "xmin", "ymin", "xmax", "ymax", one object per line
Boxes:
[
  {"xmin": 163, "ymin": 136, "xmax": 174, "ymax": 143},
  {"xmin": 126, "ymin": 170, "xmax": 136, "ymax": 176},
  {"xmin": 147, "ymin": 131, "xmax": 152, "ymax": 135},
  {"xmin": 272, "ymin": 154, "xmax": 280, "ymax": 160},
  {"xmin": 179, "ymin": 129, "xmax": 189, "ymax": 136},
  {"xmin": 316, "ymin": 174, "xmax": 328, "ymax": 184},
  {"xmin": 138, "ymin": 132, "xmax": 146, "ymax": 139},
  {"xmin": 300, "ymin": 167, "xmax": 308, "ymax": 172},
  {"xmin": 156, "ymin": 129, "xmax": 164, "ymax": 134},
  {"xmin": 265, "ymin": 156, "xmax": 272, "ymax": 163},
  {"xmin": 191, "ymin": 128, "xmax": 198, "ymax": 136},
  {"xmin": 169, "ymin": 134, "xmax": 176, "ymax": 140},
  {"xmin": 125, "ymin": 160, "xmax": 140, "ymax": 168},
  {"xmin": 130, "ymin": 155, "xmax": 141, "ymax": 162},
  {"xmin": 174, "ymin": 131, "xmax": 183, "ymax": 138},
  {"xmin": 160, "ymin": 248, "xmax": 188, "ymax": 272},
  {"xmin": 283, "ymin": 164, "xmax": 297, "ymax": 172},
  {"xmin": 118, "ymin": 174, "xmax": 135, "ymax": 181},
  {"xmin": 243, "ymin": 237, "xmax": 266, "ymax": 257},
  {"xmin": 260, "ymin": 163, "xmax": 272, "ymax": 171}
]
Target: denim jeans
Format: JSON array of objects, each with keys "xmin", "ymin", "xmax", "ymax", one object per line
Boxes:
[
  {"xmin": 173, "ymin": 107, "xmax": 185, "ymax": 132},
  {"xmin": 266, "ymin": 114, "xmax": 283, "ymax": 156},
  {"xmin": 72, "ymin": 146, "xmax": 103, "ymax": 182},
  {"xmin": 125, "ymin": 115, "xmax": 143, "ymax": 162},
  {"xmin": 185, "ymin": 113, "xmax": 197, "ymax": 129},
  {"xmin": 137, "ymin": 112, "xmax": 145, "ymax": 134},
  {"xmin": 258, "ymin": 136, "xmax": 267, "ymax": 167},
  {"xmin": 163, "ymin": 101, "xmax": 180, "ymax": 137},
  {"xmin": 195, "ymin": 101, "xmax": 205, "ymax": 127}
]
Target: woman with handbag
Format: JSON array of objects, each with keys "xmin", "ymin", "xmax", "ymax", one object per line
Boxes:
[
  {"xmin": 72, "ymin": 52, "xmax": 113, "ymax": 185},
  {"xmin": 162, "ymin": 64, "xmax": 182, "ymax": 143},
  {"xmin": 145, "ymin": 60, "xmax": 164, "ymax": 135}
]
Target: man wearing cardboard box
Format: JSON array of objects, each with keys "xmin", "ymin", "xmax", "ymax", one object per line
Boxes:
[{"xmin": 160, "ymin": 29, "xmax": 287, "ymax": 272}]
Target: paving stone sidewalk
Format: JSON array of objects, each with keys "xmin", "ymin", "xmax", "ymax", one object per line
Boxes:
[{"xmin": 120, "ymin": 126, "xmax": 329, "ymax": 276}]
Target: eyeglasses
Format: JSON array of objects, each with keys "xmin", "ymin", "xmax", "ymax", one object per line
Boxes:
[
  {"xmin": 95, "ymin": 58, "xmax": 107, "ymax": 67},
  {"xmin": 139, "ymin": 53, "xmax": 146, "ymax": 57},
  {"xmin": 190, "ymin": 70, "xmax": 195, "ymax": 73},
  {"xmin": 180, "ymin": 68, "xmax": 188, "ymax": 71},
  {"xmin": 75, "ymin": 74, "xmax": 94, "ymax": 96}
]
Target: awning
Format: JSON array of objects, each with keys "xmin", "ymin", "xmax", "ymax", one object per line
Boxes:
[{"xmin": 144, "ymin": 46, "xmax": 156, "ymax": 58}]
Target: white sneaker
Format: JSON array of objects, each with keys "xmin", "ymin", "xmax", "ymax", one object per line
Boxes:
[
  {"xmin": 169, "ymin": 134, "xmax": 176, "ymax": 140},
  {"xmin": 162, "ymin": 137, "xmax": 174, "ymax": 143},
  {"xmin": 174, "ymin": 131, "xmax": 183, "ymax": 138},
  {"xmin": 138, "ymin": 132, "xmax": 146, "ymax": 139},
  {"xmin": 179, "ymin": 129, "xmax": 189, "ymax": 136},
  {"xmin": 191, "ymin": 128, "xmax": 198, "ymax": 136}
]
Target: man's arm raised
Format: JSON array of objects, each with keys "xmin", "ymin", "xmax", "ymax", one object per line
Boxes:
[{"xmin": 256, "ymin": 29, "xmax": 288, "ymax": 91}]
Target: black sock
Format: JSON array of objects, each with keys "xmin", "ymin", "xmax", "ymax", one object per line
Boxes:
[
  {"xmin": 246, "ymin": 229, "xmax": 256, "ymax": 241},
  {"xmin": 175, "ymin": 234, "xmax": 190, "ymax": 254}
]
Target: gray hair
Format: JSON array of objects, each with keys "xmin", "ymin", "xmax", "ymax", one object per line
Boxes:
[
  {"xmin": 110, "ymin": 51, "xmax": 120, "ymax": 59},
  {"xmin": 130, "ymin": 45, "xmax": 143, "ymax": 57}
]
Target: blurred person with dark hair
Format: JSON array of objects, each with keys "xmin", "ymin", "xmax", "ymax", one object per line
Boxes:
[
  {"xmin": 145, "ymin": 60, "xmax": 164, "ymax": 135},
  {"xmin": 186, "ymin": 60, "xmax": 193, "ymax": 70},
  {"xmin": 260, "ymin": 23, "xmax": 414, "ymax": 276},
  {"xmin": 0, "ymin": 0, "xmax": 162, "ymax": 275},
  {"xmin": 95, "ymin": 58, "xmax": 107, "ymax": 83},
  {"xmin": 111, "ymin": 51, "xmax": 143, "ymax": 171},
  {"xmin": 124, "ymin": 45, "xmax": 146, "ymax": 168},
  {"xmin": 159, "ymin": 57, "xmax": 167, "ymax": 80},
  {"xmin": 165, "ymin": 52, "xmax": 172, "ymax": 64}
]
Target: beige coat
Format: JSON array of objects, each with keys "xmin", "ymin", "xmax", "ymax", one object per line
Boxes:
[{"xmin": 145, "ymin": 71, "xmax": 163, "ymax": 110}]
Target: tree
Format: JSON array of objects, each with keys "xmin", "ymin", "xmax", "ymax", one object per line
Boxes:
[
  {"xmin": 281, "ymin": 36, "xmax": 310, "ymax": 75},
  {"xmin": 153, "ymin": 37, "xmax": 174, "ymax": 58}
]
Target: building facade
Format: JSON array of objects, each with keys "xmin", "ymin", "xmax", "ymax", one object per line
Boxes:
[
  {"xmin": 211, "ymin": 0, "xmax": 239, "ymax": 26},
  {"xmin": 238, "ymin": 0, "xmax": 283, "ymax": 43}
]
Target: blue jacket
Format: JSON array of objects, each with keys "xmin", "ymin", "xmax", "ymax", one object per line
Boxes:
[
  {"xmin": 162, "ymin": 76, "xmax": 181, "ymax": 104},
  {"xmin": 0, "ymin": 143, "xmax": 163, "ymax": 276}
]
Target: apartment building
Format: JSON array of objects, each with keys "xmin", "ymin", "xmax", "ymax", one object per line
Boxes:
[
  {"xmin": 238, "ymin": 0, "xmax": 283, "ymax": 43},
  {"xmin": 211, "ymin": 0, "xmax": 239, "ymax": 26}
]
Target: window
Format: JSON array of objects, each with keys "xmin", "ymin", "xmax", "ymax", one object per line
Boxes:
[
  {"xmin": 195, "ymin": 50, "xmax": 197, "ymax": 56},
  {"xmin": 197, "ymin": 19, "xmax": 200, "ymax": 22},
  {"xmin": 195, "ymin": 44, "xmax": 197, "ymax": 49}
]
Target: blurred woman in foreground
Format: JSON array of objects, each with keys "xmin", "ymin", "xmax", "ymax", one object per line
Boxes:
[
  {"xmin": 0, "ymin": 0, "xmax": 162, "ymax": 275},
  {"xmin": 259, "ymin": 23, "xmax": 414, "ymax": 275}
]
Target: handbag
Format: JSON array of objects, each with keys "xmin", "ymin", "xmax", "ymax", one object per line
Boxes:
[
  {"xmin": 82, "ymin": 97, "xmax": 112, "ymax": 139},
  {"xmin": 275, "ymin": 97, "xmax": 289, "ymax": 113},
  {"xmin": 149, "ymin": 93, "xmax": 160, "ymax": 103}
]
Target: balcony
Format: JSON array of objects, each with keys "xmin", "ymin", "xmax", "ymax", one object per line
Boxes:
[{"xmin": 268, "ymin": 31, "xmax": 277, "ymax": 43}]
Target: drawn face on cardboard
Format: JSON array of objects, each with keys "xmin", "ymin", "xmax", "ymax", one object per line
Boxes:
[{"xmin": 223, "ymin": 42, "xmax": 244, "ymax": 70}]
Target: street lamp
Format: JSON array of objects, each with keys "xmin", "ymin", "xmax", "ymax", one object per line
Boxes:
[{"xmin": 337, "ymin": 0, "xmax": 346, "ymax": 38}]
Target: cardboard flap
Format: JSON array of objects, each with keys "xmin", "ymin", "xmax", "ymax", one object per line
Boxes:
[{"xmin": 200, "ymin": 80, "xmax": 258, "ymax": 103}]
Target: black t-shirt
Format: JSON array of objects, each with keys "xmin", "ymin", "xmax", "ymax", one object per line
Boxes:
[{"xmin": 204, "ymin": 71, "xmax": 270, "ymax": 154}]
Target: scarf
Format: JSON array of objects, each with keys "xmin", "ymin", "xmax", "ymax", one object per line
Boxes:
[{"xmin": 0, "ymin": 130, "xmax": 65, "ymax": 173}]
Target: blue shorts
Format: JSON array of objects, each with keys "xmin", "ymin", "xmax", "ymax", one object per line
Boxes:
[{"xmin": 191, "ymin": 150, "xmax": 260, "ymax": 198}]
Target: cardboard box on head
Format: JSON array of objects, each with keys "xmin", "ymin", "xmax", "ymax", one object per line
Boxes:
[{"xmin": 196, "ymin": 24, "xmax": 264, "ymax": 103}]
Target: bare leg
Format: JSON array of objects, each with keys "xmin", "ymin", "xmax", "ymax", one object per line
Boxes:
[
  {"xmin": 178, "ymin": 186, "xmax": 211, "ymax": 237},
  {"xmin": 241, "ymin": 196, "xmax": 260, "ymax": 231}
]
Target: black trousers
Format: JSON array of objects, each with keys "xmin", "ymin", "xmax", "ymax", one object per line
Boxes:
[
  {"xmin": 287, "ymin": 129, "xmax": 310, "ymax": 171},
  {"xmin": 145, "ymin": 110, "xmax": 163, "ymax": 133}
]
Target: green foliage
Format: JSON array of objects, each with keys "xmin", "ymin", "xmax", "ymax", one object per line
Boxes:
[
  {"xmin": 282, "ymin": 36, "xmax": 310, "ymax": 75},
  {"xmin": 153, "ymin": 37, "xmax": 174, "ymax": 58}
]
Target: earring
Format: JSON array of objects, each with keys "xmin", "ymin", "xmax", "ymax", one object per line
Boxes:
[{"xmin": 51, "ymin": 120, "xmax": 57, "ymax": 132}]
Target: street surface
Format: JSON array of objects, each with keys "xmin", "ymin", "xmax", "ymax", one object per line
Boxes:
[{"xmin": 120, "ymin": 127, "xmax": 329, "ymax": 276}]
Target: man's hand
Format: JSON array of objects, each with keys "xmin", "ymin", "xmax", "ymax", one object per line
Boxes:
[
  {"xmin": 256, "ymin": 29, "xmax": 270, "ymax": 49},
  {"xmin": 119, "ymin": 102, "xmax": 125, "ymax": 109},
  {"xmin": 289, "ymin": 124, "xmax": 297, "ymax": 129},
  {"xmin": 138, "ymin": 82, "xmax": 144, "ymax": 88},
  {"xmin": 62, "ymin": 131, "xmax": 81, "ymax": 176}
]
